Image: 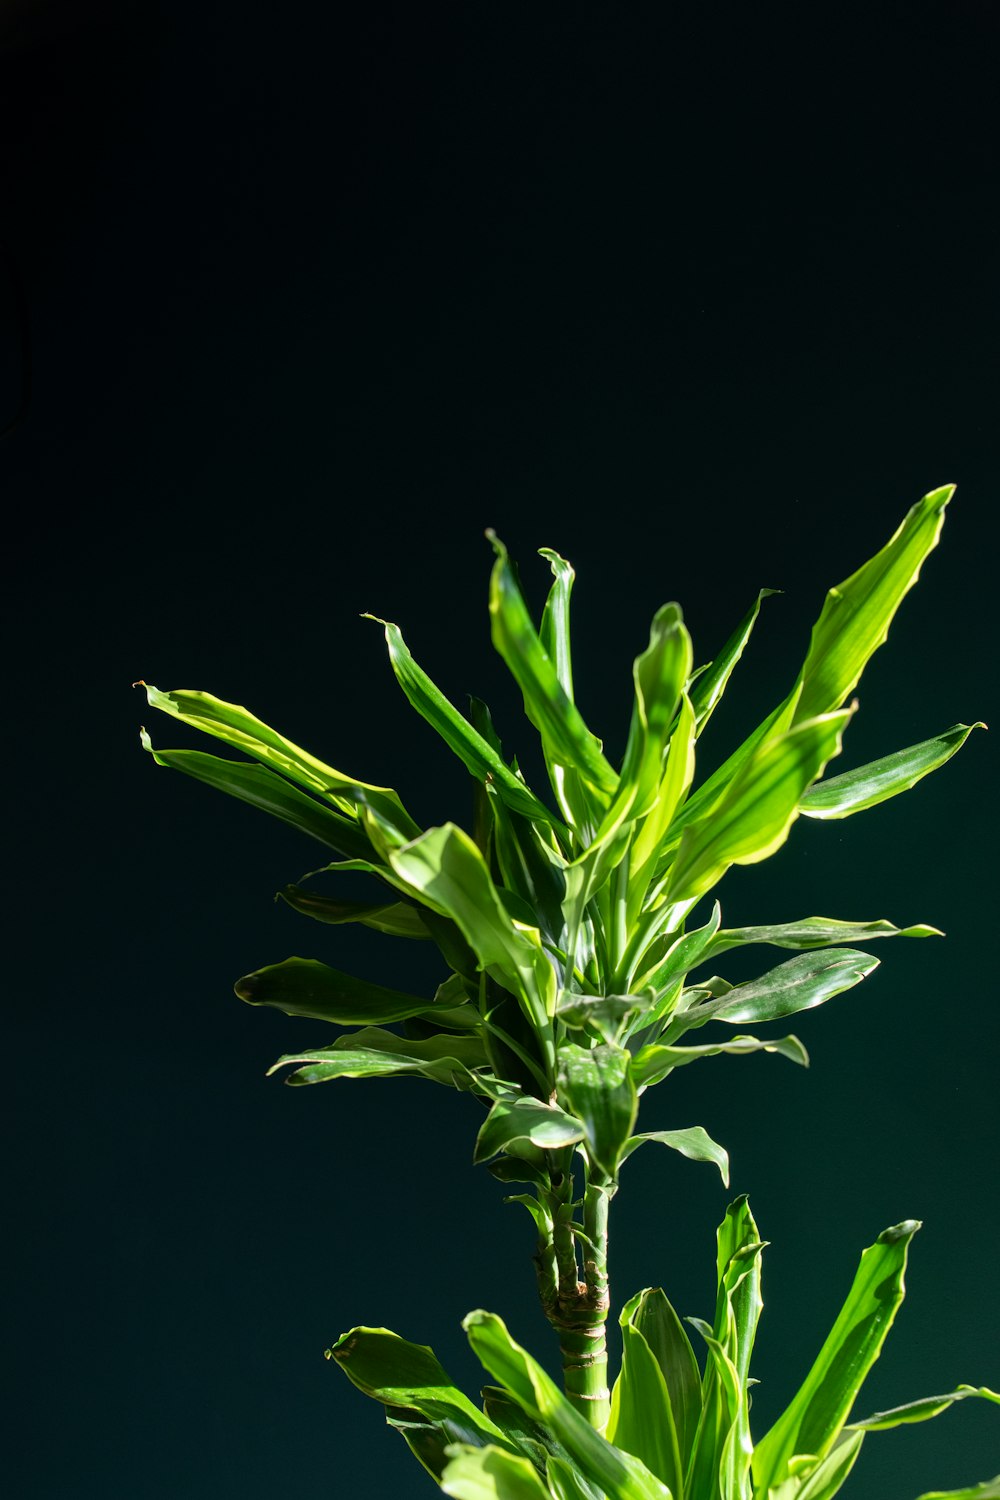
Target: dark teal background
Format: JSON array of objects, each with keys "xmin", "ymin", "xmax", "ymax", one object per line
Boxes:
[{"xmin": 4, "ymin": 4, "xmax": 998, "ymax": 1497}]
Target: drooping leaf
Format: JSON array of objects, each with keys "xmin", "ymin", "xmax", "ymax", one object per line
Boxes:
[
  {"xmin": 558, "ymin": 1043, "xmax": 638, "ymax": 1179},
  {"xmin": 140, "ymin": 734, "xmax": 375, "ymax": 860},
  {"xmin": 441, "ymin": 1442, "xmax": 553, "ymax": 1500},
  {"xmin": 389, "ymin": 823, "xmax": 557, "ymax": 1045},
  {"xmin": 234, "ymin": 955, "xmax": 441, "ymax": 1025},
  {"xmin": 140, "ymin": 683, "xmax": 421, "ymax": 835},
  {"xmin": 276, "ymin": 884, "xmax": 433, "ymax": 937},
  {"xmin": 848, "ymin": 1384, "xmax": 1000, "ymax": 1431},
  {"xmin": 557, "ymin": 994, "xmax": 644, "ymax": 1046},
  {"xmin": 327, "ymin": 1325, "xmax": 511, "ymax": 1454},
  {"xmin": 474, "ymin": 1094, "xmax": 586, "ymax": 1163},
  {"xmin": 666, "ymin": 709, "xmax": 852, "ymax": 903},
  {"xmin": 268, "ymin": 1026, "xmax": 488, "ymax": 1089},
  {"xmin": 799, "ymin": 722, "xmax": 985, "ymax": 820},
  {"xmin": 704, "ymin": 916, "xmax": 939, "ymax": 960},
  {"xmin": 463, "ymin": 1309, "xmax": 672, "ymax": 1500},
  {"xmin": 751, "ymin": 1219, "xmax": 921, "ymax": 1495},
  {"xmin": 690, "ymin": 589, "xmax": 781, "ymax": 737},
  {"xmin": 792, "ymin": 485, "xmax": 953, "ymax": 725},
  {"xmin": 487, "ymin": 533, "xmax": 618, "ymax": 804},
  {"xmin": 669, "ymin": 949, "xmax": 879, "ymax": 1037},
  {"xmin": 630, "ymin": 1034, "xmax": 809, "ymax": 1089},
  {"xmin": 367, "ymin": 617, "xmax": 561, "ymax": 829},
  {"xmin": 620, "ymin": 1127, "xmax": 730, "ymax": 1186}
]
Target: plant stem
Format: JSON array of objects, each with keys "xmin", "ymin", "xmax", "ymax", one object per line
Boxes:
[{"xmin": 538, "ymin": 1155, "xmax": 614, "ymax": 1432}]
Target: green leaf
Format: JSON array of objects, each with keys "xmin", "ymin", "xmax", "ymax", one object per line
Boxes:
[
  {"xmin": 751, "ymin": 1219, "xmax": 922, "ymax": 1495},
  {"xmin": 233, "ymin": 955, "xmax": 440, "ymax": 1026},
  {"xmin": 327, "ymin": 1326, "xmax": 511, "ymax": 1455},
  {"xmin": 557, "ymin": 1043, "xmax": 639, "ymax": 1179},
  {"xmin": 628, "ymin": 694, "xmax": 697, "ymax": 921},
  {"xmin": 463, "ymin": 1309, "xmax": 672, "ymax": 1500},
  {"xmin": 487, "ymin": 533, "xmax": 618, "ymax": 803},
  {"xmin": 269, "ymin": 1026, "xmax": 488, "ymax": 1089},
  {"xmin": 848, "ymin": 1384, "xmax": 1000, "ymax": 1431},
  {"xmin": 563, "ymin": 606, "xmax": 692, "ymax": 926},
  {"xmin": 608, "ymin": 1322, "xmax": 684, "ymax": 1498},
  {"xmin": 619, "ymin": 1289, "xmax": 703, "ymax": 1473},
  {"xmin": 704, "ymin": 916, "xmax": 940, "ymax": 960},
  {"xmin": 670, "ymin": 949, "xmax": 879, "ymax": 1036},
  {"xmin": 768, "ymin": 1430, "xmax": 866, "ymax": 1500},
  {"xmin": 538, "ymin": 548, "xmax": 576, "ymax": 699},
  {"xmin": 441, "ymin": 1443, "xmax": 553, "ymax": 1500},
  {"xmin": 389, "ymin": 824, "xmax": 557, "ymax": 1047},
  {"xmin": 367, "ymin": 617, "xmax": 561, "ymax": 828},
  {"xmin": 914, "ymin": 1481, "xmax": 1000, "ymax": 1500},
  {"xmin": 666, "ymin": 709, "xmax": 852, "ymax": 903},
  {"xmin": 275, "ymin": 885, "xmax": 432, "ymax": 937},
  {"xmin": 546, "ymin": 1452, "xmax": 607, "ymax": 1500},
  {"xmin": 140, "ymin": 734, "xmax": 375, "ymax": 860},
  {"xmin": 690, "ymin": 589, "xmax": 781, "ymax": 737},
  {"xmin": 475, "ymin": 1094, "xmax": 586, "ymax": 1163},
  {"xmin": 792, "ymin": 485, "xmax": 953, "ymax": 724},
  {"xmin": 620, "ymin": 1127, "xmax": 730, "ymax": 1186},
  {"xmin": 140, "ymin": 683, "xmax": 421, "ymax": 834},
  {"xmin": 799, "ymin": 723, "xmax": 986, "ymax": 820},
  {"xmin": 630, "ymin": 1034, "xmax": 809, "ymax": 1089},
  {"xmin": 488, "ymin": 789, "xmax": 569, "ymax": 940}
]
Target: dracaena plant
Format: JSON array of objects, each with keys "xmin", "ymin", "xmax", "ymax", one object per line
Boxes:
[{"xmin": 140, "ymin": 485, "xmax": 998, "ymax": 1500}]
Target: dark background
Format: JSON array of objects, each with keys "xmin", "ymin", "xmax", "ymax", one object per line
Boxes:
[{"xmin": 4, "ymin": 3, "xmax": 998, "ymax": 1497}]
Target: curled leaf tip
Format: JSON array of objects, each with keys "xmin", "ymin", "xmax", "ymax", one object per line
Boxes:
[
  {"xmin": 878, "ymin": 1218, "xmax": 922, "ymax": 1244},
  {"xmin": 131, "ymin": 679, "xmax": 147, "ymax": 688}
]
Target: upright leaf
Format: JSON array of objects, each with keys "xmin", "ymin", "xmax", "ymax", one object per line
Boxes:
[
  {"xmin": 792, "ymin": 485, "xmax": 953, "ymax": 724},
  {"xmin": 667, "ymin": 709, "xmax": 852, "ymax": 903},
  {"xmin": 619, "ymin": 1289, "xmax": 703, "ymax": 1472},
  {"xmin": 751, "ymin": 1219, "xmax": 921, "ymax": 1495},
  {"xmin": 487, "ymin": 533, "xmax": 618, "ymax": 804},
  {"xmin": 690, "ymin": 590, "xmax": 781, "ymax": 737}
]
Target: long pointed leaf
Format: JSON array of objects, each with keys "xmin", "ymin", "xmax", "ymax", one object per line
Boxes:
[
  {"xmin": 140, "ymin": 683, "xmax": 420, "ymax": 833},
  {"xmin": 140, "ymin": 734, "xmax": 375, "ymax": 859},
  {"xmin": 608, "ymin": 1322, "xmax": 684, "ymax": 1498},
  {"xmin": 690, "ymin": 590, "xmax": 781, "ymax": 737},
  {"xmin": 848, "ymin": 1384, "xmax": 1000, "ymax": 1431},
  {"xmin": 667, "ymin": 710, "xmax": 852, "ymax": 903},
  {"xmin": 704, "ymin": 916, "xmax": 939, "ymax": 960},
  {"xmin": 276, "ymin": 885, "xmax": 432, "ymax": 937},
  {"xmin": 670, "ymin": 949, "xmax": 879, "ymax": 1036},
  {"xmin": 631, "ymin": 1034, "xmax": 809, "ymax": 1089},
  {"xmin": 234, "ymin": 955, "xmax": 438, "ymax": 1025},
  {"xmin": 268, "ymin": 1026, "xmax": 488, "ymax": 1088},
  {"xmin": 799, "ymin": 722, "xmax": 985, "ymax": 819},
  {"xmin": 914, "ymin": 1481, "xmax": 1000, "ymax": 1500},
  {"xmin": 488, "ymin": 534, "xmax": 618, "ymax": 802},
  {"xmin": 751, "ymin": 1219, "xmax": 921, "ymax": 1494},
  {"xmin": 368, "ymin": 617, "xmax": 561, "ymax": 828},
  {"xmin": 793, "ymin": 485, "xmax": 953, "ymax": 724}
]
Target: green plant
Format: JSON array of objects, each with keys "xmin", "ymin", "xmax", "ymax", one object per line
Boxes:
[{"xmin": 141, "ymin": 485, "xmax": 997, "ymax": 1499}]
